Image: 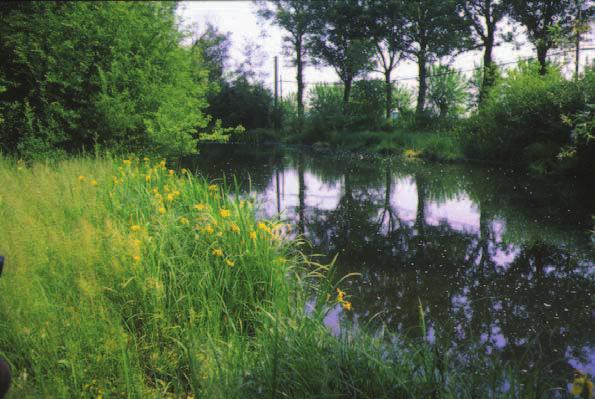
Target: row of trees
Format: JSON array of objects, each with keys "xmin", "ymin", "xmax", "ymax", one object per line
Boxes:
[{"xmin": 257, "ymin": 0, "xmax": 591, "ymax": 125}]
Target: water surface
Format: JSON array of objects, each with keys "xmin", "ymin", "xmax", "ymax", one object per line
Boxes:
[{"xmin": 184, "ymin": 144, "xmax": 594, "ymax": 384}]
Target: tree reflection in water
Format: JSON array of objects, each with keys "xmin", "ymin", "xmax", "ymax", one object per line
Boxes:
[{"xmin": 184, "ymin": 144, "xmax": 594, "ymax": 391}]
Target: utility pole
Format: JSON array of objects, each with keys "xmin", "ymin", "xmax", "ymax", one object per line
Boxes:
[
  {"xmin": 274, "ymin": 56, "xmax": 279, "ymax": 108},
  {"xmin": 575, "ymin": 2, "xmax": 581, "ymax": 78}
]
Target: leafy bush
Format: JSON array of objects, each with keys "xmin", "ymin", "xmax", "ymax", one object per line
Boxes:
[
  {"xmin": 0, "ymin": 2, "xmax": 211, "ymax": 158},
  {"xmin": 303, "ymin": 80, "xmax": 387, "ymax": 141},
  {"xmin": 350, "ymin": 79, "xmax": 386, "ymax": 130},
  {"xmin": 459, "ymin": 62, "xmax": 591, "ymax": 174},
  {"xmin": 207, "ymin": 77, "xmax": 274, "ymax": 131},
  {"xmin": 427, "ymin": 64, "xmax": 470, "ymax": 120}
]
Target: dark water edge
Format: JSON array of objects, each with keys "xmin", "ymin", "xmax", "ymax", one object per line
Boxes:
[{"xmin": 181, "ymin": 143, "xmax": 595, "ymax": 385}]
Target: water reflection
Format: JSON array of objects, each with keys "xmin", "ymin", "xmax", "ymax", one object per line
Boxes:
[{"xmin": 183, "ymin": 144, "xmax": 595, "ymax": 387}]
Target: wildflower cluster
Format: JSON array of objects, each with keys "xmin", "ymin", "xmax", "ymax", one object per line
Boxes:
[
  {"xmin": 336, "ymin": 288, "xmax": 352, "ymax": 311},
  {"xmin": 101, "ymin": 157, "xmax": 292, "ymax": 274}
]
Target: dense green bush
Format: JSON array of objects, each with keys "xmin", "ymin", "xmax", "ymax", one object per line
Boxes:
[
  {"xmin": 350, "ymin": 79, "xmax": 386, "ymax": 130},
  {"xmin": 0, "ymin": 2, "xmax": 211, "ymax": 158},
  {"xmin": 207, "ymin": 77, "xmax": 274, "ymax": 132},
  {"xmin": 427, "ymin": 64, "xmax": 470, "ymax": 120},
  {"xmin": 302, "ymin": 80, "xmax": 387, "ymax": 142},
  {"xmin": 459, "ymin": 62, "xmax": 593, "ymax": 175}
]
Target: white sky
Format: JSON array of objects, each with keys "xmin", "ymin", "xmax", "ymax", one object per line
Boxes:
[{"xmin": 177, "ymin": 1, "xmax": 594, "ymax": 96}]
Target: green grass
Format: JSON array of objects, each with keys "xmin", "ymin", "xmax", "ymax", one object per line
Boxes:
[
  {"xmin": 0, "ymin": 156, "xmax": 579, "ymax": 398},
  {"xmin": 320, "ymin": 129, "xmax": 465, "ymax": 162}
]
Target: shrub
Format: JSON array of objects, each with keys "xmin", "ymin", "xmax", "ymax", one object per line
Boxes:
[
  {"xmin": 459, "ymin": 61, "xmax": 590, "ymax": 174},
  {"xmin": 0, "ymin": 2, "xmax": 211, "ymax": 158}
]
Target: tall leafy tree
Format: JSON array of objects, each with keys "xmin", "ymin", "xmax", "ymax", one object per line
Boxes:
[
  {"xmin": 462, "ymin": 0, "xmax": 508, "ymax": 102},
  {"xmin": 307, "ymin": 0, "xmax": 376, "ymax": 111},
  {"xmin": 256, "ymin": 1, "xmax": 317, "ymax": 131},
  {"xmin": 401, "ymin": 0, "xmax": 472, "ymax": 117},
  {"xmin": 366, "ymin": 0, "xmax": 410, "ymax": 119},
  {"xmin": 0, "ymin": 1, "xmax": 211, "ymax": 156},
  {"xmin": 506, "ymin": 0, "xmax": 581, "ymax": 75}
]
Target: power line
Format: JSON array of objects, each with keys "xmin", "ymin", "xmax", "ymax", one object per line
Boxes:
[{"xmin": 277, "ymin": 47, "xmax": 595, "ymax": 86}]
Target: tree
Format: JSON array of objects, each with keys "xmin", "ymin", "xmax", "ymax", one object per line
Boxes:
[
  {"xmin": 256, "ymin": 1, "xmax": 317, "ymax": 131},
  {"xmin": 192, "ymin": 23, "xmax": 231, "ymax": 93},
  {"xmin": 401, "ymin": 0, "xmax": 472, "ymax": 118},
  {"xmin": 462, "ymin": 0, "xmax": 508, "ymax": 102},
  {"xmin": 307, "ymin": 1, "xmax": 376, "ymax": 111},
  {"xmin": 427, "ymin": 64, "xmax": 469, "ymax": 118},
  {"xmin": 0, "ymin": 1, "xmax": 211, "ymax": 157},
  {"xmin": 366, "ymin": 0, "xmax": 410, "ymax": 120},
  {"xmin": 506, "ymin": 0, "xmax": 581, "ymax": 75}
]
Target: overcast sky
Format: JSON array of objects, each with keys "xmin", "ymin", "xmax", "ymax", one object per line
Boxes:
[{"xmin": 177, "ymin": 1, "xmax": 594, "ymax": 95}]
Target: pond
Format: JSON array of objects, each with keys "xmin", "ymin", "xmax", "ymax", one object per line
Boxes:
[{"xmin": 183, "ymin": 144, "xmax": 594, "ymax": 382}]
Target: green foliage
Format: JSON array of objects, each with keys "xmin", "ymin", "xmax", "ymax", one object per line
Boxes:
[
  {"xmin": 459, "ymin": 61, "xmax": 592, "ymax": 175},
  {"xmin": 350, "ymin": 80, "xmax": 386, "ymax": 130},
  {"xmin": 304, "ymin": 84, "xmax": 346, "ymax": 141},
  {"xmin": 505, "ymin": 0, "xmax": 586, "ymax": 74},
  {"xmin": 303, "ymin": 80, "xmax": 388, "ymax": 141},
  {"xmin": 427, "ymin": 64, "xmax": 470, "ymax": 119},
  {"xmin": 207, "ymin": 77, "xmax": 274, "ymax": 131},
  {"xmin": 306, "ymin": 1, "xmax": 375, "ymax": 105},
  {"xmin": 0, "ymin": 2, "xmax": 212, "ymax": 158}
]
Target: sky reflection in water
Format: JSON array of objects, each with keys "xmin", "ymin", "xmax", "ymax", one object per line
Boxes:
[{"xmin": 184, "ymin": 144, "xmax": 595, "ymax": 382}]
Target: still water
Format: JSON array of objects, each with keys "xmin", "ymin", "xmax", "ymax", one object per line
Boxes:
[{"xmin": 184, "ymin": 144, "xmax": 594, "ymax": 380}]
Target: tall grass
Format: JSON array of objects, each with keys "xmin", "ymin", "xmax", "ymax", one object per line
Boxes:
[{"xmin": 0, "ymin": 156, "xmax": 575, "ymax": 398}]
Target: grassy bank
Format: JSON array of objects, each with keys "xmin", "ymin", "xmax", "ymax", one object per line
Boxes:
[
  {"xmin": 0, "ymin": 157, "xmax": 584, "ymax": 398},
  {"xmin": 237, "ymin": 128, "xmax": 465, "ymax": 162}
]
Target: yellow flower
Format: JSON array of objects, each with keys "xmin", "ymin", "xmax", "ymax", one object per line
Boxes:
[
  {"xmin": 158, "ymin": 207, "xmax": 166, "ymax": 215},
  {"xmin": 571, "ymin": 370, "xmax": 593, "ymax": 398},
  {"xmin": 205, "ymin": 225, "xmax": 215, "ymax": 235},
  {"xmin": 249, "ymin": 231, "xmax": 257, "ymax": 240},
  {"xmin": 152, "ymin": 187, "xmax": 159, "ymax": 194},
  {"xmin": 193, "ymin": 203, "xmax": 206, "ymax": 211},
  {"xmin": 212, "ymin": 248, "xmax": 224, "ymax": 257},
  {"xmin": 258, "ymin": 222, "xmax": 271, "ymax": 234},
  {"xmin": 208, "ymin": 184, "xmax": 218, "ymax": 192},
  {"xmin": 145, "ymin": 175, "xmax": 151, "ymax": 183},
  {"xmin": 336, "ymin": 288, "xmax": 345, "ymax": 302},
  {"xmin": 181, "ymin": 168, "xmax": 188, "ymax": 174},
  {"xmin": 90, "ymin": 179, "xmax": 98, "ymax": 187},
  {"xmin": 168, "ymin": 169, "xmax": 174, "ymax": 176},
  {"xmin": 130, "ymin": 225, "xmax": 141, "ymax": 232},
  {"xmin": 342, "ymin": 301, "xmax": 352, "ymax": 311},
  {"xmin": 219, "ymin": 209, "xmax": 231, "ymax": 218},
  {"xmin": 132, "ymin": 255, "xmax": 141, "ymax": 263},
  {"xmin": 167, "ymin": 193, "xmax": 175, "ymax": 202},
  {"xmin": 78, "ymin": 175, "xmax": 86, "ymax": 182},
  {"xmin": 225, "ymin": 259, "xmax": 235, "ymax": 267},
  {"xmin": 123, "ymin": 159, "xmax": 132, "ymax": 165},
  {"xmin": 159, "ymin": 160, "xmax": 166, "ymax": 169},
  {"xmin": 229, "ymin": 222, "xmax": 240, "ymax": 234},
  {"xmin": 179, "ymin": 217, "xmax": 189, "ymax": 225}
]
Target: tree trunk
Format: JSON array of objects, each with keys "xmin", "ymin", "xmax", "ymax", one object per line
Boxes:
[
  {"xmin": 343, "ymin": 77, "xmax": 352, "ymax": 113},
  {"xmin": 479, "ymin": 34, "xmax": 495, "ymax": 104},
  {"xmin": 416, "ymin": 54, "xmax": 427, "ymax": 117},
  {"xmin": 537, "ymin": 45, "xmax": 548, "ymax": 75},
  {"xmin": 385, "ymin": 70, "xmax": 392, "ymax": 120},
  {"xmin": 296, "ymin": 39, "xmax": 305, "ymax": 132}
]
